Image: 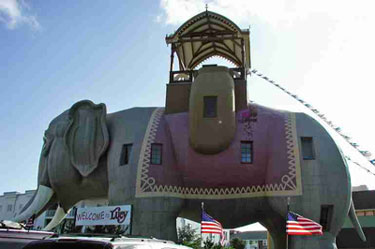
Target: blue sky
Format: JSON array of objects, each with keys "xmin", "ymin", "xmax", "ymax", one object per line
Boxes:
[
  {"xmin": 1, "ymin": 0, "xmax": 375, "ymax": 196},
  {"xmin": 0, "ymin": 0, "xmax": 173, "ymax": 193}
]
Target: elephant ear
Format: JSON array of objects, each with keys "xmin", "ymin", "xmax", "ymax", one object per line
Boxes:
[{"xmin": 64, "ymin": 100, "xmax": 109, "ymax": 177}]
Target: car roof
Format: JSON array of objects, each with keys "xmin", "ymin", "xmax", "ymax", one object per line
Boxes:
[
  {"xmin": 0, "ymin": 228, "xmax": 55, "ymax": 239},
  {"xmin": 31, "ymin": 235, "xmax": 192, "ymax": 249}
]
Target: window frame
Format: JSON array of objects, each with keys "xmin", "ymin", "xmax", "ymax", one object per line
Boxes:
[
  {"xmin": 150, "ymin": 143, "xmax": 163, "ymax": 165},
  {"xmin": 203, "ymin": 96, "xmax": 218, "ymax": 118},
  {"xmin": 119, "ymin": 143, "xmax": 133, "ymax": 166},
  {"xmin": 301, "ymin": 137, "xmax": 315, "ymax": 160},
  {"xmin": 240, "ymin": 141, "xmax": 253, "ymax": 164},
  {"xmin": 320, "ymin": 204, "xmax": 334, "ymax": 231}
]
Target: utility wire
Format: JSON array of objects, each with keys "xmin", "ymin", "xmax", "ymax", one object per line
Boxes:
[{"xmin": 250, "ymin": 69, "xmax": 375, "ymax": 176}]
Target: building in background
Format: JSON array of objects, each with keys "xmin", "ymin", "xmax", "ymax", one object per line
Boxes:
[
  {"xmin": 337, "ymin": 190, "xmax": 375, "ymax": 248},
  {"xmin": 231, "ymin": 230, "xmax": 267, "ymax": 249},
  {"xmin": 0, "ymin": 190, "xmax": 108, "ymax": 230},
  {"xmin": 177, "ymin": 218, "xmax": 230, "ymax": 246},
  {"xmin": 0, "ymin": 190, "xmax": 44, "ymax": 229}
]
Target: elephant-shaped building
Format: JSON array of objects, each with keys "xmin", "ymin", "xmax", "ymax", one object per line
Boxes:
[{"xmin": 15, "ymin": 10, "xmax": 365, "ymax": 249}]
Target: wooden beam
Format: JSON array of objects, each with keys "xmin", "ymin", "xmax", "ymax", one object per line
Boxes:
[
  {"xmin": 181, "ymin": 42, "xmax": 187, "ymax": 70},
  {"xmin": 169, "ymin": 45, "xmax": 174, "ymax": 72},
  {"xmin": 241, "ymin": 38, "xmax": 245, "ymax": 68},
  {"xmin": 190, "ymin": 50, "xmax": 241, "ymax": 69}
]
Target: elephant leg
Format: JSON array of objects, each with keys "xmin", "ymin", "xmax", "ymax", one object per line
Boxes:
[
  {"xmin": 261, "ymin": 214, "xmax": 337, "ymax": 249},
  {"xmin": 260, "ymin": 213, "xmax": 287, "ymax": 249},
  {"xmin": 289, "ymin": 233, "xmax": 337, "ymax": 249},
  {"xmin": 131, "ymin": 198, "xmax": 183, "ymax": 241}
]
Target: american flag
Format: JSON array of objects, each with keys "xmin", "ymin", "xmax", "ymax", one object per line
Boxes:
[
  {"xmin": 201, "ymin": 210, "xmax": 225, "ymax": 245},
  {"xmin": 287, "ymin": 212, "xmax": 323, "ymax": 235}
]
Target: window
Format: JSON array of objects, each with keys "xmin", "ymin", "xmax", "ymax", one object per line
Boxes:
[
  {"xmin": 0, "ymin": 205, "xmax": 2, "ymax": 212},
  {"xmin": 151, "ymin": 143, "xmax": 162, "ymax": 165},
  {"xmin": 120, "ymin": 144, "xmax": 132, "ymax": 165},
  {"xmin": 241, "ymin": 141, "xmax": 253, "ymax": 163},
  {"xmin": 301, "ymin": 137, "xmax": 315, "ymax": 160},
  {"xmin": 320, "ymin": 205, "xmax": 333, "ymax": 231},
  {"xmin": 203, "ymin": 96, "xmax": 217, "ymax": 118},
  {"xmin": 356, "ymin": 209, "xmax": 375, "ymax": 216},
  {"xmin": 365, "ymin": 210, "xmax": 374, "ymax": 216},
  {"xmin": 19, "ymin": 204, "xmax": 23, "ymax": 210},
  {"xmin": 7, "ymin": 204, "xmax": 12, "ymax": 212}
]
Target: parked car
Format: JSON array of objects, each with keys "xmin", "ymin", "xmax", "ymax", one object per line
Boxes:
[
  {"xmin": 23, "ymin": 234, "xmax": 193, "ymax": 249},
  {"xmin": 0, "ymin": 220, "xmax": 55, "ymax": 249}
]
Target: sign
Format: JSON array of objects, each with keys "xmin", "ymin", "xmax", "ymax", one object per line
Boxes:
[{"xmin": 75, "ymin": 205, "xmax": 131, "ymax": 226}]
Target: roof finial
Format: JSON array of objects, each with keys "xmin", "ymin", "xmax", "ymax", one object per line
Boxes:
[{"xmin": 205, "ymin": 4, "xmax": 208, "ymax": 12}]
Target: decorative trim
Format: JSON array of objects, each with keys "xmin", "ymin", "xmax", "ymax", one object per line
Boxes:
[
  {"xmin": 136, "ymin": 110, "xmax": 302, "ymax": 199},
  {"xmin": 136, "ymin": 108, "xmax": 164, "ymax": 194}
]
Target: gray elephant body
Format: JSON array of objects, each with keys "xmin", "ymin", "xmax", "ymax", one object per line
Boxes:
[{"xmin": 20, "ymin": 100, "xmax": 361, "ymax": 249}]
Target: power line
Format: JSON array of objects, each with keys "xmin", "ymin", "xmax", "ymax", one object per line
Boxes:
[
  {"xmin": 250, "ymin": 69, "xmax": 375, "ymax": 176},
  {"xmin": 345, "ymin": 156, "xmax": 375, "ymax": 177}
]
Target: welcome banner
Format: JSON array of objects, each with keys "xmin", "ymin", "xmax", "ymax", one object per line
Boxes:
[{"xmin": 75, "ymin": 205, "xmax": 131, "ymax": 226}]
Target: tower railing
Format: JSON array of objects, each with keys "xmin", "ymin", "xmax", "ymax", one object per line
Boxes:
[{"xmin": 169, "ymin": 67, "xmax": 245, "ymax": 83}]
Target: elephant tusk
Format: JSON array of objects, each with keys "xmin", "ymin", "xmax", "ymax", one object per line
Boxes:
[
  {"xmin": 43, "ymin": 206, "xmax": 68, "ymax": 231},
  {"xmin": 13, "ymin": 185, "xmax": 54, "ymax": 222}
]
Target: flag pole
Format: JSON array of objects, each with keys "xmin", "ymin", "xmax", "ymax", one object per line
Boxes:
[
  {"xmin": 286, "ymin": 197, "xmax": 290, "ymax": 249},
  {"xmin": 201, "ymin": 202, "xmax": 204, "ymax": 244}
]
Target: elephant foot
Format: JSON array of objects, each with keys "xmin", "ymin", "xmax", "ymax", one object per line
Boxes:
[
  {"xmin": 289, "ymin": 233, "xmax": 337, "ymax": 249},
  {"xmin": 131, "ymin": 211, "xmax": 177, "ymax": 241}
]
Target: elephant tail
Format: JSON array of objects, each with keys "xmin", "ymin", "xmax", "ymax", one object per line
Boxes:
[{"xmin": 349, "ymin": 200, "xmax": 366, "ymax": 242}]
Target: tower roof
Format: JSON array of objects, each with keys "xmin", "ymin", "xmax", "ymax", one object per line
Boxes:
[{"xmin": 166, "ymin": 11, "xmax": 251, "ymax": 70}]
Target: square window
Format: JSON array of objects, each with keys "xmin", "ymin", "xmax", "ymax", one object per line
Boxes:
[
  {"xmin": 151, "ymin": 143, "xmax": 162, "ymax": 165},
  {"xmin": 120, "ymin": 144, "xmax": 132, "ymax": 166},
  {"xmin": 241, "ymin": 141, "xmax": 253, "ymax": 163},
  {"xmin": 203, "ymin": 96, "xmax": 217, "ymax": 118},
  {"xmin": 357, "ymin": 211, "xmax": 364, "ymax": 216},
  {"xmin": 301, "ymin": 137, "xmax": 315, "ymax": 160}
]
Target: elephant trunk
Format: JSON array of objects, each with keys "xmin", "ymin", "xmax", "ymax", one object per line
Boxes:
[
  {"xmin": 43, "ymin": 205, "xmax": 68, "ymax": 231},
  {"xmin": 13, "ymin": 185, "xmax": 54, "ymax": 222}
]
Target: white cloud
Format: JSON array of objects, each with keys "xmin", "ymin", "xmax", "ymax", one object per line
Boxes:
[
  {"xmin": 158, "ymin": 0, "xmax": 375, "ymax": 28},
  {"xmin": 0, "ymin": 0, "xmax": 40, "ymax": 30},
  {"xmin": 155, "ymin": 14, "xmax": 163, "ymax": 23}
]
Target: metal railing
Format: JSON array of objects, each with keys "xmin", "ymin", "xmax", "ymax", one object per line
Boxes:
[{"xmin": 169, "ymin": 67, "xmax": 245, "ymax": 83}]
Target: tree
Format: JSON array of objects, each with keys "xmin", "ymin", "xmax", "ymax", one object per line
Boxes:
[
  {"xmin": 203, "ymin": 237, "xmax": 215, "ymax": 249},
  {"xmin": 178, "ymin": 224, "xmax": 197, "ymax": 243},
  {"xmin": 230, "ymin": 238, "xmax": 245, "ymax": 249},
  {"xmin": 177, "ymin": 224, "xmax": 202, "ymax": 249}
]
